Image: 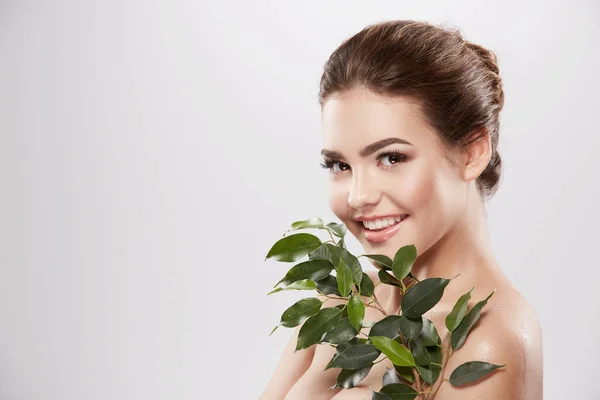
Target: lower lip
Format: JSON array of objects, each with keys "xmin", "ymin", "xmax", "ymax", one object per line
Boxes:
[{"xmin": 361, "ymin": 217, "xmax": 408, "ymax": 243}]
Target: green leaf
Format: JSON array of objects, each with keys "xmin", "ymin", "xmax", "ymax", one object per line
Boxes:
[
  {"xmin": 290, "ymin": 217, "xmax": 324, "ymax": 230},
  {"xmin": 315, "ymin": 275, "xmax": 342, "ymax": 296},
  {"xmin": 445, "ymin": 287, "xmax": 474, "ymax": 332},
  {"xmin": 336, "ymin": 258, "xmax": 353, "ymax": 297},
  {"xmin": 335, "ymin": 304, "xmax": 349, "ymax": 319},
  {"xmin": 340, "ymin": 248, "xmax": 363, "ymax": 285},
  {"xmin": 308, "ymin": 242, "xmax": 341, "ymax": 265},
  {"xmin": 269, "ymin": 325, "xmax": 279, "ymax": 336},
  {"xmin": 326, "ymin": 337, "xmax": 368, "ymax": 372},
  {"xmin": 267, "ymin": 279, "xmax": 317, "ymax": 295},
  {"xmin": 363, "ymin": 254, "xmax": 393, "ymax": 270},
  {"xmin": 296, "ymin": 307, "xmax": 342, "ymax": 351},
  {"xmin": 275, "ymin": 259, "xmax": 334, "ymax": 287},
  {"xmin": 280, "ymin": 297, "xmax": 323, "ymax": 328},
  {"xmin": 359, "ymin": 272, "xmax": 375, "ymax": 297},
  {"xmin": 348, "ymin": 294, "xmax": 365, "ymax": 333},
  {"xmin": 400, "ymin": 278, "xmax": 451, "ymax": 318},
  {"xmin": 394, "ymin": 365, "xmax": 415, "ymax": 383},
  {"xmin": 398, "ymin": 315, "xmax": 423, "ymax": 340},
  {"xmin": 322, "ymin": 317, "xmax": 357, "ymax": 345},
  {"xmin": 380, "ymin": 383, "xmax": 419, "ymax": 399},
  {"xmin": 266, "ymin": 233, "xmax": 322, "ymax": 262},
  {"xmin": 370, "ymin": 336, "xmax": 415, "ymax": 367},
  {"xmin": 382, "ymin": 367, "xmax": 402, "ymax": 386},
  {"xmin": 450, "ymin": 290, "xmax": 495, "ymax": 351},
  {"xmin": 326, "ymin": 222, "xmax": 347, "ymax": 238},
  {"xmin": 378, "ymin": 270, "xmax": 402, "ymax": 287},
  {"xmin": 449, "ymin": 361, "xmax": 506, "ymax": 386},
  {"xmin": 325, "ymin": 342, "xmax": 381, "ymax": 370},
  {"xmin": 415, "ymin": 345, "xmax": 442, "ymax": 385},
  {"xmin": 369, "ymin": 315, "xmax": 402, "ymax": 339},
  {"xmin": 420, "ymin": 318, "xmax": 441, "ymax": 346},
  {"xmin": 391, "ymin": 245, "xmax": 417, "ymax": 281},
  {"xmin": 341, "ymin": 337, "xmax": 367, "ymax": 347},
  {"xmin": 371, "ymin": 389, "xmax": 393, "ymax": 400},
  {"xmin": 332, "ymin": 363, "xmax": 374, "ymax": 389},
  {"xmin": 337, "ymin": 236, "xmax": 346, "ymax": 249},
  {"xmin": 409, "ymin": 336, "xmax": 430, "ymax": 366},
  {"xmin": 334, "ymin": 337, "xmax": 365, "ymax": 352}
]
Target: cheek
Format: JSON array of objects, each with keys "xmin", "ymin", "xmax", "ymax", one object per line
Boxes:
[
  {"xmin": 408, "ymin": 163, "xmax": 462, "ymax": 225},
  {"xmin": 328, "ymin": 183, "xmax": 362, "ymax": 237},
  {"xmin": 393, "ymin": 164, "xmax": 440, "ymax": 212},
  {"xmin": 391, "ymin": 163, "xmax": 458, "ymax": 234},
  {"xmin": 327, "ymin": 185, "xmax": 348, "ymax": 221}
]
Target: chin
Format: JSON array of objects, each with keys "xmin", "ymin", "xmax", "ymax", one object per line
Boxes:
[{"xmin": 366, "ymin": 238, "xmax": 408, "ymax": 257}]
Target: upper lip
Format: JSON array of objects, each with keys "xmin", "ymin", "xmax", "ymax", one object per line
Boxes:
[{"xmin": 355, "ymin": 214, "xmax": 408, "ymax": 222}]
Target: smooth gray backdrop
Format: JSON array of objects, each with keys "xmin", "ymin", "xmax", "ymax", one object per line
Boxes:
[{"xmin": 1, "ymin": 1, "xmax": 598, "ymax": 399}]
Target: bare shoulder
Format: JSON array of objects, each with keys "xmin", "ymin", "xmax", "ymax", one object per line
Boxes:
[
  {"xmin": 258, "ymin": 324, "xmax": 317, "ymax": 400},
  {"xmin": 368, "ymin": 266, "xmax": 543, "ymax": 399},
  {"xmin": 435, "ymin": 284, "xmax": 543, "ymax": 399},
  {"xmin": 260, "ymin": 284, "xmax": 359, "ymax": 400}
]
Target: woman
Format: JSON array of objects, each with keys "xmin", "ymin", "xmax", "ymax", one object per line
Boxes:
[{"xmin": 260, "ymin": 20, "xmax": 543, "ymax": 399}]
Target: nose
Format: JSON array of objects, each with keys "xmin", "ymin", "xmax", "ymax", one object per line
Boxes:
[{"xmin": 347, "ymin": 169, "xmax": 381, "ymax": 210}]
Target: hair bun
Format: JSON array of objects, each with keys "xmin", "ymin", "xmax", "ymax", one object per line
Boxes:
[
  {"xmin": 464, "ymin": 41, "xmax": 500, "ymax": 74},
  {"xmin": 464, "ymin": 41, "xmax": 504, "ymax": 111}
]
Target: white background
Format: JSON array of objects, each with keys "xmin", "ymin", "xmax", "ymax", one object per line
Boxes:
[{"xmin": 1, "ymin": 1, "xmax": 599, "ymax": 399}]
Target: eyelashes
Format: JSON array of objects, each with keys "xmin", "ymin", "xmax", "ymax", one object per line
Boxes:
[{"xmin": 320, "ymin": 147, "xmax": 410, "ymax": 175}]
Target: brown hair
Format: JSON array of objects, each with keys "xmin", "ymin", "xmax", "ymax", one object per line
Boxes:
[{"xmin": 318, "ymin": 20, "xmax": 505, "ymax": 200}]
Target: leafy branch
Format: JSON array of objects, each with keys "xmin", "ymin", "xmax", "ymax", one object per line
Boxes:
[{"xmin": 265, "ymin": 217, "xmax": 505, "ymax": 399}]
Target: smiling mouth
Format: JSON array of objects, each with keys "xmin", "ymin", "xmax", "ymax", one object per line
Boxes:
[
  {"xmin": 357, "ymin": 215, "xmax": 409, "ymax": 243},
  {"xmin": 359, "ymin": 215, "xmax": 409, "ymax": 231}
]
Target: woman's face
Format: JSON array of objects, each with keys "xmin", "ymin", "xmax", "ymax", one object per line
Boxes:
[{"xmin": 320, "ymin": 87, "xmax": 468, "ymax": 260}]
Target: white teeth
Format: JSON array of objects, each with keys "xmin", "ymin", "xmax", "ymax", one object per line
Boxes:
[{"xmin": 362, "ymin": 215, "xmax": 406, "ymax": 230}]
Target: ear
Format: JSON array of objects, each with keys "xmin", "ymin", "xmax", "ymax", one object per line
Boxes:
[{"xmin": 460, "ymin": 128, "xmax": 492, "ymax": 183}]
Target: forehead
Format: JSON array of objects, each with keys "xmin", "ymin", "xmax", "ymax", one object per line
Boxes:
[{"xmin": 321, "ymin": 88, "xmax": 438, "ymax": 151}]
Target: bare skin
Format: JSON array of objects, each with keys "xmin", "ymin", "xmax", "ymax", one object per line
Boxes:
[{"xmin": 260, "ymin": 87, "xmax": 543, "ymax": 399}]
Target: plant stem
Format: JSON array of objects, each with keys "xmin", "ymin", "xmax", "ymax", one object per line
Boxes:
[
  {"xmin": 426, "ymin": 344, "xmax": 454, "ymax": 400},
  {"xmin": 413, "ymin": 368, "xmax": 424, "ymax": 398},
  {"xmin": 313, "ymin": 226, "xmax": 337, "ymax": 243},
  {"xmin": 324, "ymin": 294, "xmax": 387, "ymax": 316},
  {"xmin": 372, "ymin": 292, "xmax": 388, "ymax": 316},
  {"xmin": 325, "ymin": 228, "xmax": 336, "ymax": 243},
  {"xmin": 397, "ymin": 334, "xmax": 424, "ymax": 398}
]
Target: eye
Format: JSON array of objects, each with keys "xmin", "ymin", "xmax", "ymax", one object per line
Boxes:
[
  {"xmin": 320, "ymin": 159, "xmax": 349, "ymax": 174},
  {"xmin": 376, "ymin": 149, "xmax": 409, "ymax": 169},
  {"xmin": 319, "ymin": 148, "xmax": 409, "ymax": 175}
]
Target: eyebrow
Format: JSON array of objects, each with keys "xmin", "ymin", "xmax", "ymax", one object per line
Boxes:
[{"xmin": 320, "ymin": 137, "xmax": 413, "ymax": 160}]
